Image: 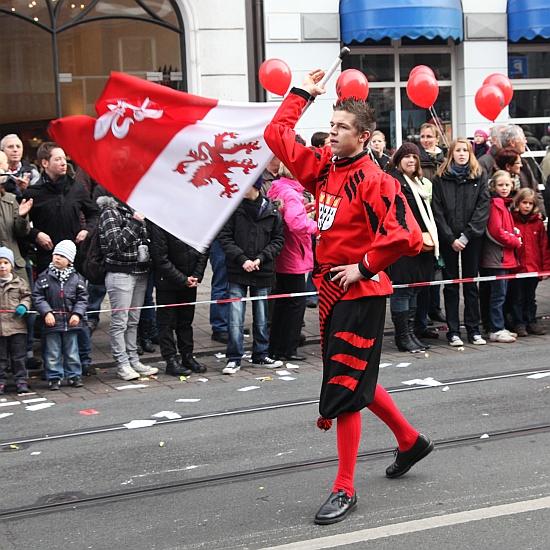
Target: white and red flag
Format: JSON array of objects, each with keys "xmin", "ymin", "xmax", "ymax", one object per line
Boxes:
[{"xmin": 49, "ymin": 72, "xmax": 278, "ymax": 252}]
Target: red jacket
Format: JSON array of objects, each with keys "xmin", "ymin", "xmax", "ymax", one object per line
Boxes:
[
  {"xmin": 511, "ymin": 210, "xmax": 550, "ymax": 273},
  {"xmin": 264, "ymin": 89, "xmax": 422, "ymax": 299}
]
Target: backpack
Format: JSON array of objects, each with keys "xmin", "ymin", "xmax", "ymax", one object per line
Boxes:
[{"xmin": 80, "ymin": 225, "xmax": 105, "ymax": 284}]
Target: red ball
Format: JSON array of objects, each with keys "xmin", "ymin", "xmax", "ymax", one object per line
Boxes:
[
  {"xmin": 475, "ymin": 84, "xmax": 505, "ymax": 122},
  {"xmin": 406, "ymin": 72, "xmax": 439, "ymax": 109},
  {"xmin": 336, "ymin": 69, "xmax": 369, "ymax": 101},
  {"xmin": 258, "ymin": 58, "xmax": 292, "ymax": 96},
  {"xmin": 483, "ymin": 73, "xmax": 514, "ymax": 107}
]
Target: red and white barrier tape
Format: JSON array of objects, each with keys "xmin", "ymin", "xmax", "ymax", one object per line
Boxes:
[{"xmin": 2, "ymin": 270, "xmax": 549, "ymax": 315}]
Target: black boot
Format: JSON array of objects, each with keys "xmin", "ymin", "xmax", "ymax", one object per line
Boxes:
[
  {"xmin": 392, "ymin": 311, "xmax": 422, "ymax": 353},
  {"xmin": 138, "ymin": 318, "xmax": 157, "ymax": 353},
  {"xmin": 409, "ymin": 307, "xmax": 429, "ymax": 350},
  {"xmin": 181, "ymin": 353, "xmax": 207, "ymax": 373},
  {"xmin": 165, "ymin": 356, "xmax": 192, "ymax": 377}
]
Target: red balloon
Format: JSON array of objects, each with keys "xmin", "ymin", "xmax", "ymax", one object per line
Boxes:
[
  {"xmin": 409, "ymin": 65, "xmax": 435, "ymax": 80},
  {"xmin": 483, "ymin": 73, "xmax": 513, "ymax": 106},
  {"xmin": 406, "ymin": 72, "xmax": 439, "ymax": 109},
  {"xmin": 475, "ymin": 84, "xmax": 505, "ymax": 122},
  {"xmin": 336, "ymin": 69, "xmax": 369, "ymax": 100},
  {"xmin": 258, "ymin": 58, "xmax": 292, "ymax": 96}
]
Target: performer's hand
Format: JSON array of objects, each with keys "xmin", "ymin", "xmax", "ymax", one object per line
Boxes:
[
  {"xmin": 330, "ymin": 264, "xmax": 364, "ymax": 291},
  {"xmin": 451, "ymin": 239, "xmax": 466, "ymax": 252},
  {"xmin": 302, "ymin": 69, "xmax": 326, "ymax": 97}
]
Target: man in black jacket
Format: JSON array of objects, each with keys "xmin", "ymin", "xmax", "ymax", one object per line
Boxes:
[
  {"xmin": 218, "ymin": 179, "xmax": 284, "ymax": 374},
  {"xmin": 23, "ymin": 142, "xmax": 99, "ymax": 273},
  {"xmin": 149, "ymin": 222, "xmax": 208, "ymax": 375}
]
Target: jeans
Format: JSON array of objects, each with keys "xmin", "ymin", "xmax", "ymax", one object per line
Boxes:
[
  {"xmin": 440, "ymin": 238, "xmax": 482, "ymax": 337},
  {"xmin": 390, "ymin": 288, "xmax": 419, "ymax": 314},
  {"xmin": 0, "ymin": 333, "xmax": 27, "ymax": 384},
  {"xmin": 25, "ymin": 261, "xmax": 36, "ymax": 354},
  {"xmin": 87, "ymin": 283, "xmax": 107, "ymax": 322},
  {"xmin": 44, "ymin": 331, "xmax": 81, "ymax": 380},
  {"xmin": 479, "ymin": 268, "xmax": 508, "ymax": 332},
  {"xmin": 140, "ymin": 271, "xmax": 156, "ymax": 323},
  {"xmin": 227, "ymin": 283, "xmax": 269, "ymax": 362},
  {"xmin": 509, "ymin": 278, "xmax": 539, "ymax": 326},
  {"xmin": 105, "ymin": 271, "xmax": 148, "ymax": 367},
  {"xmin": 209, "ymin": 239, "xmax": 229, "ymax": 334}
]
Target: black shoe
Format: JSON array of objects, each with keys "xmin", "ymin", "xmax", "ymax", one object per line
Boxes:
[
  {"xmin": 416, "ymin": 328, "xmax": 439, "ymax": 339},
  {"xmin": 16, "ymin": 382, "xmax": 31, "ymax": 394},
  {"xmin": 392, "ymin": 312, "xmax": 423, "ymax": 353},
  {"xmin": 26, "ymin": 356, "xmax": 43, "ymax": 371},
  {"xmin": 137, "ymin": 343, "xmax": 144, "ymax": 355},
  {"xmin": 82, "ymin": 364, "xmax": 97, "ymax": 376},
  {"xmin": 140, "ymin": 338, "xmax": 156, "ymax": 353},
  {"xmin": 429, "ymin": 310, "xmax": 446, "ymax": 323},
  {"xmin": 284, "ymin": 354, "xmax": 307, "ymax": 361},
  {"xmin": 298, "ymin": 333, "xmax": 307, "ymax": 347},
  {"xmin": 165, "ymin": 357, "xmax": 192, "ymax": 377},
  {"xmin": 386, "ymin": 434, "xmax": 434, "ymax": 478},
  {"xmin": 48, "ymin": 379, "xmax": 61, "ymax": 391},
  {"xmin": 314, "ymin": 490, "xmax": 357, "ymax": 525},
  {"xmin": 68, "ymin": 376, "xmax": 84, "ymax": 388},
  {"xmin": 181, "ymin": 354, "xmax": 207, "ymax": 373},
  {"xmin": 211, "ymin": 332, "xmax": 228, "ymax": 345}
]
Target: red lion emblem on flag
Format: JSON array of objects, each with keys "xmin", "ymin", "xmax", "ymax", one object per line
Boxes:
[{"xmin": 174, "ymin": 132, "xmax": 261, "ymax": 198}]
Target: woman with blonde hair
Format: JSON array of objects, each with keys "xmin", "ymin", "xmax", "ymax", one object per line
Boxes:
[
  {"xmin": 432, "ymin": 138, "xmax": 490, "ymax": 346},
  {"xmin": 368, "ymin": 130, "xmax": 391, "ymax": 171},
  {"xmin": 418, "ymin": 123, "xmax": 445, "ymax": 182}
]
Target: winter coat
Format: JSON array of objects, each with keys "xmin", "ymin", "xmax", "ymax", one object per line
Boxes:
[
  {"xmin": 23, "ymin": 173, "xmax": 99, "ymax": 272},
  {"xmin": 149, "ymin": 222, "xmax": 208, "ymax": 291},
  {"xmin": 511, "ymin": 211, "xmax": 550, "ymax": 274},
  {"xmin": 32, "ymin": 268, "xmax": 88, "ymax": 333},
  {"xmin": 419, "ymin": 147, "xmax": 445, "ymax": 183},
  {"xmin": 0, "ymin": 275, "xmax": 31, "ymax": 337},
  {"xmin": 266, "ymin": 177, "xmax": 317, "ymax": 275},
  {"xmin": 219, "ymin": 195, "xmax": 284, "ymax": 286},
  {"xmin": 0, "ymin": 190, "xmax": 30, "ymax": 279},
  {"xmin": 478, "ymin": 145, "xmax": 499, "ymax": 177},
  {"xmin": 432, "ymin": 170, "xmax": 490, "ymax": 246},
  {"xmin": 480, "ymin": 197, "xmax": 522, "ymax": 269},
  {"xmin": 97, "ymin": 196, "xmax": 150, "ymax": 275},
  {"xmin": 386, "ymin": 170, "xmax": 434, "ymax": 284}
]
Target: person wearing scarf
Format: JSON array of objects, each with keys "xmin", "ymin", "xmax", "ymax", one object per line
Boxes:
[{"xmin": 387, "ymin": 143, "xmax": 439, "ymax": 353}]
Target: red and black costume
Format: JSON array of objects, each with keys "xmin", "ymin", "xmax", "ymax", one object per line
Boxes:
[{"xmin": 265, "ymin": 88, "xmax": 430, "ymax": 509}]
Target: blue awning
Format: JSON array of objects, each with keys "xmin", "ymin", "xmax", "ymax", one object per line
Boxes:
[
  {"xmin": 508, "ymin": 0, "xmax": 550, "ymax": 41},
  {"xmin": 340, "ymin": 0, "xmax": 463, "ymax": 43}
]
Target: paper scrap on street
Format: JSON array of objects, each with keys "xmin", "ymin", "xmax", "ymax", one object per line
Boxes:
[
  {"xmin": 442, "ymin": 386, "xmax": 450, "ymax": 392},
  {"xmin": 30, "ymin": 451, "xmax": 41, "ymax": 456},
  {"xmin": 395, "ymin": 362, "xmax": 411, "ymax": 368},
  {"xmin": 402, "ymin": 377, "xmax": 443, "ymax": 387},
  {"xmin": 79, "ymin": 409, "xmax": 99, "ymax": 416},
  {"xmin": 175, "ymin": 398, "xmax": 201, "ymax": 403},
  {"xmin": 237, "ymin": 386, "xmax": 260, "ymax": 392},
  {"xmin": 256, "ymin": 376, "xmax": 272, "ymax": 382},
  {"xmin": 480, "ymin": 433, "xmax": 490, "ymax": 439},
  {"xmin": 278, "ymin": 376, "xmax": 296, "ymax": 381},
  {"xmin": 379, "ymin": 362, "xmax": 392, "ymax": 369},
  {"xmin": 115, "ymin": 384, "xmax": 149, "ymax": 390},
  {"xmin": 123, "ymin": 419, "xmax": 157, "ymax": 429},
  {"xmin": 285, "ymin": 363, "xmax": 300, "ymax": 369},
  {"xmin": 22, "ymin": 397, "xmax": 48, "ymax": 404},
  {"xmin": 152, "ymin": 411, "xmax": 182, "ymax": 420},
  {"xmin": 214, "ymin": 352, "xmax": 226, "ymax": 359},
  {"xmin": 196, "ymin": 377, "xmax": 209, "ymax": 383},
  {"xmin": 26, "ymin": 402, "xmax": 55, "ymax": 411},
  {"xmin": 526, "ymin": 372, "xmax": 550, "ymax": 379},
  {"xmin": 276, "ymin": 370, "xmax": 291, "ymax": 376},
  {"xmin": 0, "ymin": 412, "xmax": 14, "ymax": 419}
]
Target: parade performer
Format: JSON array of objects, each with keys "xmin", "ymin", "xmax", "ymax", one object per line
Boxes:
[{"xmin": 264, "ymin": 69, "xmax": 434, "ymax": 525}]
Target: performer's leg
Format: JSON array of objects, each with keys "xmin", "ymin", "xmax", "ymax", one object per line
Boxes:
[
  {"xmin": 367, "ymin": 384, "xmax": 418, "ymax": 451},
  {"xmin": 332, "ymin": 411, "xmax": 361, "ymax": 497}
]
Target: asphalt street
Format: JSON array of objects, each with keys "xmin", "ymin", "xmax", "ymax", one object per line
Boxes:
[{"xmin": 1, "ymin": 314, "xmax": 549, "ymax": 549}]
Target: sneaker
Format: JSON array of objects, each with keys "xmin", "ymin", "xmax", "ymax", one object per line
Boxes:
[
  {"xmin": 48, "ymin": 379, "xmax": 61, "ymax": 391},
  {"xmin": 68, "ymin": 376, "xmax": 84, "ymax": 388},
  {"xmin": 448, "ymin": 335, "xmax": 464, "ymax": 347},
  {"xmin": 527, "ymin": 323, "xmax": 546, "ymax": 335},
  {"xmin": 503, "ymin": 329, "xmax": 518, "ymax": 338},
  {"xmin": 468, "ymin": 334, "xmax": 486, "ymax": 345},
  {"xmin": 131, "ymin": 362, "xmax": 159, "ymax": 376},
  {"xmin": 489, "ymin": 330, "xmax": 516, "ymax": 343},
  {"xmin": 250, "ymin": 356, "xmax": 284, "ymax": 368},
  {"xmin": 116, "ymin": 364, "xmax": 140, "ymax": 381},
  {"xmin": 222, "ymin": 361, "xmax": 241, "ymax": 375},
  {"xmin": 16, "ymin": 382, "xmax": 31, "ymax": 394}
]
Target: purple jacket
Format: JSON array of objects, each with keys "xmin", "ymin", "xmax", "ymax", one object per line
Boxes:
[{"xmin": 267, "ymin": 177, "xmax": 317, "ymax": 274}]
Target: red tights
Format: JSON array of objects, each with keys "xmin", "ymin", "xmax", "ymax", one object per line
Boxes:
[{"xmin": 332, "ymin": 384, "xmax": 419, "ymax": 496}]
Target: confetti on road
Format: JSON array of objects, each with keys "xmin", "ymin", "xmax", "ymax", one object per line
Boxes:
[
  {"xmin": 123, "ymin": 419, "xmax": 157, "ymax": 429},
  {"xmin": 255, "ymin": 376, "xmax": 273, "ymax": 382},
  {"xmin": 115, "ymin": 384, "xmax": 149, "ymax": 391},
  {"xmin": 0, "ymin": 412, "xmax": 14, "ymax": 419},
  {"xmin": 237, "ymin": 386, "xmax": 260, "ymax": 392},
  {"xmin": 526, "ymin": 372, "xmax": 550, "ymax": 379},
  {"xmin": 179, "ymin": 376, "xmax": 188, "ymax": 382},
  {"xmin": 395, "ymin": 362, "xmax": 411, "ymax": 368},
  {"xmin": 278, "ymin": 376, "xmax": 296, "ymax": 381},
  {"xmin": 79, "ymin": 409, "xmax": 99, "ymax": 416},
  {"xmin": 196, "ymin": 377, "xmax": 209, "ymax": 383},
  {"xmin": 275, "ymin": 370, "xmax": 291, "ymax": 376},
  {"xmin": 26, "ymin": 402, "xmax": 55, "ymax": 411},
  {"xmin": 286, "ymin": 363, "xmax": 300, "ymax": 369},
  {"xmin": 402, "ymin": 377, "xmax": 443, "ymax": 387},
  {"xmin": 214, "ymin": 353, "xmax": 226, "ymax": 359},
  {"xmin": 30, "ymin": 451, "xmax": 41, "ymax": 456},
  {"xmin": 159, "ymin": 441, "xmax": 165, "ymax": 447},
  {"xmin": 442, "ymin": 386, "xmax": 450, "ymax": 392},
  {"xmin": 175, "ymin": 398, "xmax": 201, "ymax": 403},
  {"xmin": 152, "ymin": 411, "xmax": 182, "ymax": 419},
  {"xmin": 22, "ymin": 397, "xmax": 48, "ymax": 404},
  {"xmin": 480, "ymin": 433, "xmax": 490, "ymax": 439}
]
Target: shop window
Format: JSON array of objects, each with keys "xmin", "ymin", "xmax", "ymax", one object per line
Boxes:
[
  {"xmin": 508, "ymin": 51, "xmax": 550, "ymax": 79},
  {"xmin": 344, "ymin": 54, "xmax": 394, "ymax": 82},
  {"xmin": 368, "ymin": 88, "xmax": 395, "ymax": 149},
  {"xmin": 399, "ymin": 53, "xmax": 451, "ymax": 81}
]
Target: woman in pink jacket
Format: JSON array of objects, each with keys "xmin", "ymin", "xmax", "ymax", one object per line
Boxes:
[{"xmin": 267, "ymin": 164, "xmax": 318, "ymax": 361}]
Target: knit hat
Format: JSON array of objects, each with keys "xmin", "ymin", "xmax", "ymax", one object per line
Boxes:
[
  {"xmin": 53, "ymin": 240, "xmax": 77, "ymax": 263},
  {"xmin": 0, "ymin": 246, "xmax": 14, "ymax": 266},
  {"xmin": 392, "ymin": 142, "xmax": 421, "ymax": 168},
  {"xmin": 474, "ymin": 129, "xmax": 489, "ymax": 140}
]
